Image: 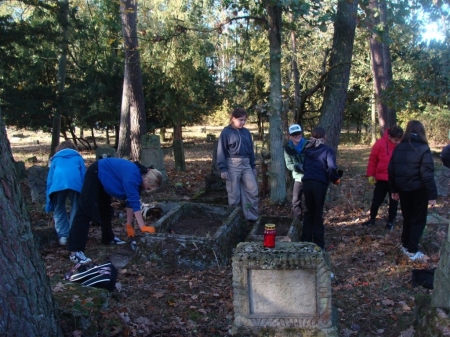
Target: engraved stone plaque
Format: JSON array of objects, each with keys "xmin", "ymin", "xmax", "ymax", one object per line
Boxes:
[{"xmin": 248, "ymin": 269, "xmax": 316, "ymax": 315}]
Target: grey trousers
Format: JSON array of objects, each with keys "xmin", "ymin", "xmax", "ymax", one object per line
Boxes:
[{"xmin": 225, "ymin": 157, "xmax": 258, "ymax": 221}]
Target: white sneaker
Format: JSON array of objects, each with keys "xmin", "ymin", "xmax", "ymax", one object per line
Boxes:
[
  {"xmin": 408, "ymin": 251, "xmax": 425, "ymax": 261},
  {"xmin": 58, "ymin": 237, "xmax": 67, "ymax": 246},
  {"xmin": 400, "ymin": 246, "xmax": 409, "ymax": 255},
  {"xmin": 110, "ymin": 236, "xmax": 126, "ymax": 245},
  {"xmin": 70, "ymin": 251, "xmax": 92, "ymax": 264}
]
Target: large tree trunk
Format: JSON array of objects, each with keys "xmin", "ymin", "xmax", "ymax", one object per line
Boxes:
[
  {"xmin": 319, "ymin": 0, "xmax": 358, "ymax": 152},
  {"xmin": 266, "ymin": 1, "xmax": 286, "ymax": 204},
  {"xmin": 367, "ymin": 0, "xmax": 396, "ymax": 134},
  {"xmin": 50, "ymin": 0, "xmax": 69, "ymax": 157},
  {"xmin": 0, "ymin": 108, "xmax": 62, "ymax": 336},
  {"xmin": 117, "ymin": 0, "xmax": 146, "ymax": 160}
]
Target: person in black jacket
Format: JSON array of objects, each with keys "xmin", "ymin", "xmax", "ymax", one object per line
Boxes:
[
  {"xmin": 388, "ymin": 120, "xmax": 437, "ymax": 261},
  {"xmin": 302, "ymin": 127, "xmax": 341, "ymax": 249}
]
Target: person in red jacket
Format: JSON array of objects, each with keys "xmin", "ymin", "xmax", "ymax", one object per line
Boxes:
[{"xmin": 363, "ymin": 125, "xmax": 403, "ymax": 230}]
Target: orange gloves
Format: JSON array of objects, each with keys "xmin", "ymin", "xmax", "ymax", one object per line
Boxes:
[
  {"xmin": 141, "ymin": 225, "xmax": 156, "ymax": 234},
  {"xmin": 126, "ymin": 223, "xmax": 135, "ymax": 237},
  {"xmin": 126, "ymin": 223, "xmax": 156, "ymax": 236}
]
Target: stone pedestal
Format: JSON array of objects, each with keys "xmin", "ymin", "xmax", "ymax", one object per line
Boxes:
[
  {"xmin": 27, "ymin": 165, "xmax": 49, "ymax": 203},
  {"xmin": 141, "ymin": 134, "xmax": 167, "ymax": 180},
  {"xmin": 232, "ymin": 242, "xmax": 338, "ymax": 337},
  {"xmin": 435, "ymin": 167, "xmax": 450, "ymax": 197}
]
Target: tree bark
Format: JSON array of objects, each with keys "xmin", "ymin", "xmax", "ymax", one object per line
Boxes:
[
  {"xmin": 173, "ymin": 117, "xmax": 186, "ymax": 172},
  {"xmin": 319, "ymin": 0, "xmax": 358, "ymax": 152},
  {"xmin": 367, "ymin": 0, "xmax": 396, "ymax": 134},
  {"xmin": 0, "ymin": 107, "xmax": 62, "ymax": 336},
  {"xmin": 50, "ymin": 0, "xmax": 69, "ymax": 157},
  {"xmin": 289, "ymin": 13, "xmax": 301, "ymax": 124},
  {"xmin": 117, "ymin": 0, "xmax": 146, "ymax": 160},
  {"xmin": 266, "ymin": 1, "xmax": 286, "ymax": 204}
]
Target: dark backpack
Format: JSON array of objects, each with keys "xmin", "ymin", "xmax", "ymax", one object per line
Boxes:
[
  {"xmin": 441, "ymin": 144, "xmax": 450, "ymax": 169},
  {"xmin": 66, "ymin": 261, "xmax": 118, "ymax": 292}
]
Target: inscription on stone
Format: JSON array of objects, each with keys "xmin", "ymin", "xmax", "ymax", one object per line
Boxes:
[{"xmin": 248, "ymin": 269, "xmax": 316, "ymax": 315}]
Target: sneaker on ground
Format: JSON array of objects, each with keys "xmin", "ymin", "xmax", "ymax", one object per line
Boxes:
[
  {"xmin": 408, "ymin": 251, "xmax": 425, "ymax": 261},
  {"xmin": 386, "ymin": 222, "xmax": 394, "ymax": 231},
  {"xmin": 400, "ymin": 246, "xmax": 409, "ymax": 255},
  {"xmin": 58, "ymin": 237, "xmax": 67, "ymax": 246},
  {"xmin": 110, "ymin": 236, "xmax": 126, "ymax": 245},
  {"xmin": 362, "ymin": 219, "xmax": 375, "ymax": 227},
  {"xmin": 70, "ymin": 251, "xmax": 92, "ymax": 264}
]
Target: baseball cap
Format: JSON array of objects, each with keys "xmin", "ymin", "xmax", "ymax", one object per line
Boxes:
[{"xmin": 289, "ymin": 124, "xmax": 302, "ymax": 135}]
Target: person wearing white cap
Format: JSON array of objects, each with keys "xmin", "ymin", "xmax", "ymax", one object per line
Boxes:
[{"xmin": 284, "ymin": 124, "xmax": 308, "ymax": 221}]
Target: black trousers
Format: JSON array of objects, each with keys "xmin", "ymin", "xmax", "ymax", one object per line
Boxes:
[
  {"xmin": 292, "ymin": 181, "xmax": 303, "ymax": 219},
  {"xmin": 67, "ymin": 162, "xmax": 115, "ymax": 252},
  {"xmin": 399, "ymin": 189, "xmax": 428, "ymax": 254},
  {"xmin": 369, "ymin": 180, "xmax": 398, "ymax": 222},
  {"xmin": 302, "ymin": 180, "xmax": 328, "ymax": 249}
]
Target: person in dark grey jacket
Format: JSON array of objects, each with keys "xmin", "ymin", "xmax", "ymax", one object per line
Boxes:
[
  {"xmin": 217, "ymin": 108, "xmax": 258, "ymax": 223},
  {"xmin": 388, "ymin": 120, "xmax": 437, "ymax": 261}
]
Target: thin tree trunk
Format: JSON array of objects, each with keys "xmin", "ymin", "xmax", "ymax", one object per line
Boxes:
[
  {"xmin": 319, "ymin": 0, "xmax": 358, "ymax": 152},
  {"xmin": 266, "ymin": 1, "xmax": 286, "ymax": 204},
  {"xmin": 367, "ymin": 0, "xmax": 396, "ymax": 134},
  {"xmin": 173, "ymin": 118, "xmax": 186, "ymax": 171},
  {"xmin": 50, "ymin": 0, "xmax": 69, "ymax": 157},
  {"xmin": 117, "ymin": 0, "xmax": 146, "ymax": 160},
  {"xmin": 0, "ymin": 107, "xmax": 62, "ymax": 336},
  {"xmin": 290, "ymin": 13, "xmax": 301, "ymax": 124}
]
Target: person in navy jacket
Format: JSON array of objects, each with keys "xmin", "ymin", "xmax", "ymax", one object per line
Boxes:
[
  {"xmin": 301, "ymin": 127, "xmax": 341, "ymax": 249},
  {"xmin": 45, "ymin": 141, "xmax": 86, "ymax": 246},
  {"xmin": 363, "ymin": 126, "xmax": 403, "ymax": 230},
  {"xmin": 67, "ymin": 158, "xmax": 163, "ymax": 264}
]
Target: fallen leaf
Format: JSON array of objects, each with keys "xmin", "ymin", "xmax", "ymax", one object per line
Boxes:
[
  {"xmin": 400, "ymin": 326, "xmax": 415, "ymax": 337},
  {"xmin": 382, "ymin": 299, "xmax": 394, "ymax": 306},
  {"xmin": 152, "ymin": 292, "xmax": 164, "ymax": 299}
]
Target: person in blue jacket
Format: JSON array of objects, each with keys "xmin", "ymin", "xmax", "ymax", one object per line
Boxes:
[
  {"xmin": 67, "ymin": 158, "xmax": 163, "ymax": 264},
  {"xmin": 217, "ymin": 107, "xmax": 258, "ymax": 223},
  {"xmin": 302, "ymin": 127, "xmax": 342, "ymax": 249},
  {"xmin": 45, "ymin": 141, "xmax": 86, "ymax": 246}
]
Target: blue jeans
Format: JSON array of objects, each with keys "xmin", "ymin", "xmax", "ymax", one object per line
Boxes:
[{"xmin": 51, "ymin": 189, "xmax": 79, "ymax": 238}]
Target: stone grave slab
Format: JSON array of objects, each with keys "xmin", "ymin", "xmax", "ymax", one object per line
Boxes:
[
  {"xmin": 247, "ymin": 215, "xmax": 300, "ymax": 243},
  {"xmin": 141, "ymin": 134, "xmax": 167, "ymax": 180},
  {"xmin": 27, "ymin": 165, "xmax": 49, "ymax": 203},
  {"xmin": 232, "ymin": 242, "xmax": 338, "ymax": 337},
  {"xmin": 95, "ymin": 147, "xmax": 116, "ymax": 160},
  {"xmin": 139, "ymin": 202, "xmax": 246, "ymax": 270},
  {"xmin": 432, "ymin": 215, "xmax": 450, "ymax": 309}
]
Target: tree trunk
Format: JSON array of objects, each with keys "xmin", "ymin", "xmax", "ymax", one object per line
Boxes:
[
  {"xmin": 290, "ymin": 13, "xmax": 301, "ymax": 124},
  {"xmin": 117, "ymin": 0, "xmax": 146, "ymax": 160},
  {"xmin": 173, "ymin": 119, "xmax": 186, "ymax": 172},
  {"xmin": 0, "ymin": 108, "xmax": 62, "ymax": 336},
  {"xmin": 266, "ymin": 1, "xmax": 286, "ymax": 204},
  {"xmin": 367, "ymin": 0, "xmax": 396, "ymax": 134},
  {"xmin": 50, "ymin": 0, "xmax": 69, "ymax": 157},
  {"xmin": 319, "ymin": 0, "xmax": 358, "ymax": 153}
]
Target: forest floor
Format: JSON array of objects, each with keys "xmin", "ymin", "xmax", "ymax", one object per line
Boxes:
[{"xmin": 8, "ymin": 126, "xmax": 450, "ymax": 337}]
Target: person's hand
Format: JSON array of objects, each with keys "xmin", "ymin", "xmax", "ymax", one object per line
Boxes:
[
  {"xmin": 220, "ymin": 172, "xmax": 229, "ymax": 180},
  {"xmin": 429, "ymin": 200, "xmax": 437, "ymax": 208},
  {"xmin": 391, "ymin": 193, "xmax": 400, "ymax": 201},
  {"xmin": 333, "ymin": 179, "xmax": 341, "ymax": 185},
  {"xmin": 368, "ymin": 176, "xmax": 376, "ymax": 185},
  {"xmin": 253, "ymin": 168, "xmax": 257, "ymax": 177},
  {"xmin": 294, "ymin": 163, "xmax": 304, "ymax": 173},
  {"xmin": 125, "ymin": 223, "xmax": 135, "ymax": 237},
  {"xmin": 141, "ymin": 225, "xmax": 156, "ymax": 234}
]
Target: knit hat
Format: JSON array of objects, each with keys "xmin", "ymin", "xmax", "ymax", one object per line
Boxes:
[{"xmin": 289, "ymin": 124, "xmax": 302, "ymax": 135}]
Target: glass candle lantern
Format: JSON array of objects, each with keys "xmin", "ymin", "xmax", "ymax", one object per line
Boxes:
[{"xmin": 263, "ymin": 223, "xmax": 276, "ymax": 248}]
